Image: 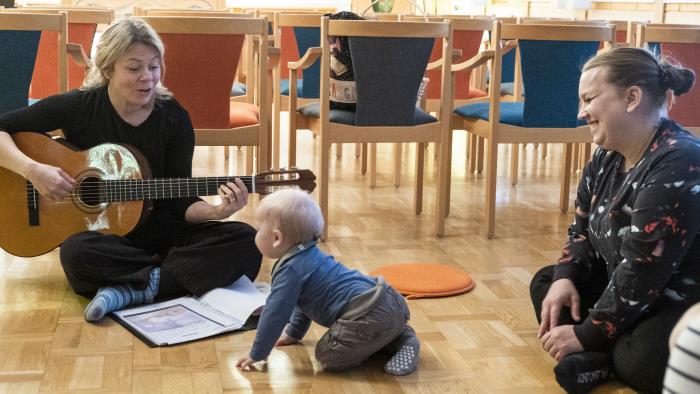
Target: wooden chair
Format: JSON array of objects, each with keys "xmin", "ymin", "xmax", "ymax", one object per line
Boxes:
[
  {"xmin": 140, "ymin": 16, "xmax": 270, "ymax": 173},
  {"xmin": 636, "ymin": 23, "xmax": 700, "ymax": 135},
  {"xmin": 451, "ymin": 22, "xmax": 615, "ymax": 238},
  {"xmin": 293, "ymin": 17, "xmax": 453, "ymax": 238},
  {"xmin": 0, "ymin": 12, "xmax": 67, "ymax": 114},
  {"xmin": 274, "ymin": 12, "xmax": 324, "ymax": 170},
  {"xmin": 0, "ymin": 7, "xmax": 111, "ymax": 99}
]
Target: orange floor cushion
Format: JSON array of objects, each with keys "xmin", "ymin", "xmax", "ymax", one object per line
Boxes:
[
  {"xmin": 229, "ymin": 102, "xmax": 260, "ymax": 128},
  {"xmin": 370, "ymin": 263, "xmax": 475, "ymax": 299}
]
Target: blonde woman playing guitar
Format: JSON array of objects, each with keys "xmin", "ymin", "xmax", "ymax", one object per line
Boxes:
[{"xmin": 0, "ymin": 17, "xmax": 313, "ymax": 323}]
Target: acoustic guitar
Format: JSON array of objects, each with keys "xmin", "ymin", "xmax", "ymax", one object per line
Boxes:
[{"xmin": 0, "ymin": 132, "xmax": 316, "ymax": 257}]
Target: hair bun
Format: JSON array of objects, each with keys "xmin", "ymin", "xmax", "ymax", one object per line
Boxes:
[{"xmin": 661, "ymin": 62, "xmax": 696, "ymax": 96}]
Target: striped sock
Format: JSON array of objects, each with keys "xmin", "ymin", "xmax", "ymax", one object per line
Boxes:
[
  {"xmin": 84, "ymin": 267, "xmax": 160, "ymax": 322},
  {"xmin": 384, "ymin": 327, "xmax": 420, "ymax": 376}
]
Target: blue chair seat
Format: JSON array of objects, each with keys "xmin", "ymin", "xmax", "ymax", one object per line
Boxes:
[
  {"xmin": 280, "ymin": 79, "xmax": 304, "ymax": 97},
  {"xmin": 299, "ymin": 102, "xmax": 437, "ymax": 126},
  {"xmin": 455, "ymin": 102, "xmax": 587, "ymax": 127},
  {"xmin": 230, "ymin": 82, "xmax": 247, "ymax": 97},
  {"xmin": 28, "ymin": 98, "xmax": 40, "ymax": 106}
]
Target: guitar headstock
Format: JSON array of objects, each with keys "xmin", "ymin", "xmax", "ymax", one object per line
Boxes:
[{"xmin": 254, "ymin": 168, "xmax": 317, "ymax": 196}]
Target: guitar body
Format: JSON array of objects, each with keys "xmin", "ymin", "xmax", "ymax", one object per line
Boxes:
[{"xmin": 0, "ymin": 132, "xmax": 147, "ymax": 257}]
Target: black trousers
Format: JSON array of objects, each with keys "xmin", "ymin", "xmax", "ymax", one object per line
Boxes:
[
  {"xmin": 530, "ymin": 265, "xmax": 691, "ymax": 394},
  {"xmin": 59, "ymin": 221, "xmax": 262, "ymax": 300}
]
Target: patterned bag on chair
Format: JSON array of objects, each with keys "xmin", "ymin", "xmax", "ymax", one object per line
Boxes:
[{"xmin": 328, "ymin": 11, "xmax": 364, "ymax": 111}]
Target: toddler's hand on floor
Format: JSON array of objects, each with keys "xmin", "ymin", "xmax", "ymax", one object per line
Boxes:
[
  {"xmin": 275, "ymin": 332, "xmax": 299, "ymax": 346},
  {"xmin": 236, "ymin": 355, "xmax": 257, "ymax": 370}
]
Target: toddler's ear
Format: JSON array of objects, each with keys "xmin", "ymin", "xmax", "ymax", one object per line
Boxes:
[{"xmin": 272, "ymin": 229, "xmax": 285, "ymax": 248}]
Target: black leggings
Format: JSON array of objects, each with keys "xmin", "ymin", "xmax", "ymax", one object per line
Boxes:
[
  {"xmin": 59, "ymin": 221, "xmax": 262, "ymax": 300},
  {"xmin": 530, "ymin": 265, "xmax": 690, "ymax": 394}
]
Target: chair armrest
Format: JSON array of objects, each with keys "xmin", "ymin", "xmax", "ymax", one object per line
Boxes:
[
  {"xmin": 268, "ymin": 46, "xmax": 280, "ymax": 69},
  {"xmin": 426, "ymin": 48, "xmax": 464, "ymax": 71},
  {"xmin": 288, "ymin": 47, "xmax": 322, "ymax": 71},
  {"xmin": 502, "ymin": 40, "xmax": 518, "ymax": 56},
  {"xmin": 451, "ymin": 50, "xmax": 494, "ymax": 73},
  {"xmin": 67, "ymin": 43, "xmax": 89, "ymax": 69}
]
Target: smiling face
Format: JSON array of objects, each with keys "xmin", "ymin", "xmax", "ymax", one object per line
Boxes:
[
  {"xmin": 107, "ymin": 43, "xmax": 161, "ymax": 112},
  {"xmin": 577, "ymin": 66, "xmax": 633, "ymax": 151}
]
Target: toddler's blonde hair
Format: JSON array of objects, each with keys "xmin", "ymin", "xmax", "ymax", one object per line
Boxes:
[{"xmin": 256, "ymin": 189, "xmax": 323, "ymax": 244}]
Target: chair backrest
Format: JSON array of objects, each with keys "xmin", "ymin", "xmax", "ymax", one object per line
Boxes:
[
  {"xmin": 141, "ymin": 16, "xmax": 267, "ymax": 129},
  {"xmin": 322, "ymin": 18, "xmax": 452, "ymax": 126},
  {"xmin": 637, "ymin": 24, "xmax": 700, "ymax": 127},
  {"xmin": 276, "ymin": 13, "xmax": 323, "ymax": 98},
  {"xmin": 404, "ymin": 16, "xmax": 493, "ymax": 101},
  {"xmin": 2, "ymin": 7, "xmax": 114, "ymax": 97},
  {"xmin": 0, "ymin": 12, "xmax": 66, "ymax": 114},
  {"xmin": 501, "ymin": 23, "xmax": 615, "ymax": 127}
]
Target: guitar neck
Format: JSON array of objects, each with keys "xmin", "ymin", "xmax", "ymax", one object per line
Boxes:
[{"xmin": 97, "ymin": 176, "xmax": 256, "ymax": 202}]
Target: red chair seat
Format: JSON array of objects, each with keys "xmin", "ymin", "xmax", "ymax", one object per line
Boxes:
[{"xmin": 229, "ymin": 101, "xmax": 259, "ymax": 128}]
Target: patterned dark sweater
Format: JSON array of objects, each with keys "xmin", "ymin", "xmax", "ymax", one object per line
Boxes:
[{"xmin": 554, "ymin": 118, "xmax": 700, "ymax": 350}]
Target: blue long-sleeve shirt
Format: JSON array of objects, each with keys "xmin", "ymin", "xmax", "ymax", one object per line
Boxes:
[{"xmin": 249, "ymin": 244, "xmax": 376, "ymax": 361}]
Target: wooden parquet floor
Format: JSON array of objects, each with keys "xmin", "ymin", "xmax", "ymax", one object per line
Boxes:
[{"xmin": 0, "ymin": 129, "xmax": 637, "ymax": 393}]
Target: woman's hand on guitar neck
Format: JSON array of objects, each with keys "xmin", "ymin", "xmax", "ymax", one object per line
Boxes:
[
  {"xmin": 213, "ymin": 178, "xmax": 249, "ymax": 219},
  {"xmin": 25, "ymin": 162, "xmax": 76, "ymax": 202}
]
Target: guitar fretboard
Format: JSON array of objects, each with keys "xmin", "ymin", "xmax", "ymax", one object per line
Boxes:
[{"xmin": 91, "ymin": 176, "xmax": 256, "ymax": 202}]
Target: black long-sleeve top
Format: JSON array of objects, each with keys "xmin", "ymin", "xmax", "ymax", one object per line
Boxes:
[
  {"xmin": 0, "ymin": 87, "xmax": 202, "ymax": 249},
  {"xmin": 554, "ymin": 118, "xmax": 700, "ymax": 350}
]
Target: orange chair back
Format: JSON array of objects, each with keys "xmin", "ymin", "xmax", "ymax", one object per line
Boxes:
[
  {"xmin": 663, "ymin": 43, "xmax": 700, "ymax": 126},
  {"xmin": 160, "ymin": 33, "xmax": 244, "ymax": 128},
  {"xmin": 29, "ymin": 23, "xmax": 95, "ymax": 97},
  {"xmin": 426, "ymin": 29, "xmax": 483, "ymax": 100},
  {"xmin": 279, "ymin": 26, "xmax": 299, "ymax": 80}
]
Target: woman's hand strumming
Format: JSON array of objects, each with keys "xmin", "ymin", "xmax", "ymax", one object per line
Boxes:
[{"xmin": 25, "ymin": 162, "xmax": 76, "ymax": 202}]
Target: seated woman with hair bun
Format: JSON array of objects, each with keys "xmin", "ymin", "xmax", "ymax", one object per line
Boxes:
[{"xmin": 530, "ymin": 47, "xmax": 700, "ymax": 393}]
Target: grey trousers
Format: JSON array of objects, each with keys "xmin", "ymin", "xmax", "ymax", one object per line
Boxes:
[{"xmin": 315, "ymin": 283, "xmax": 411, "ymax": 371}]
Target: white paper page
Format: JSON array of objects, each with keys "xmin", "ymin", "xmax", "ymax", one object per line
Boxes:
[
  {"xmin": 114, "ymin": 297, "xmax": 237, "ymax": 345},
  {"xmin": 197, "ymin": 276, "xmax": 268, "ymax": 323}
]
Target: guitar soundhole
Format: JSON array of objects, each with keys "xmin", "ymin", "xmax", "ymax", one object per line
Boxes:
[{"xmin": 77, "ymin": 176, "xmax": 103, "ymax": 208}]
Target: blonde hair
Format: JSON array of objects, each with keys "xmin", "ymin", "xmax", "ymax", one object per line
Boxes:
[
  {"xmin": 256, "ymin": 189, "xmax": 324, "ymax": 244},
  {"xmin": 82, "ymin": 17, "xmax": 172, "ymax": 100}
]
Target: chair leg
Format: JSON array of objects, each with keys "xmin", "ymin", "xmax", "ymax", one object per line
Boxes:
[
  {"xmin": 581, "ymin": 142, "xmax": 592, "ymax": 169},
  {"xmin": 369, "ymin": 143, "xmax": 377, "ymax": 188},
  {"xmin": 436, "ymin": 134, "xmax": 451, "ymax": 237},
  {"xmin": 559, "ymin": 143, "xmax": 573, "ymax": 213},
  {"xmin": 510, "ymin": 143, "xmax": 519, "ymax": 186},
  {"xmin": 320, "ymin": 137, "xmax": 331, "ymax": 241},
  {"xmin": 572, "ymin": 143, "xmax": 580, "ymax": 174},
  {"xmin": 245, "ymin": 146, "xmax": 254, "ymax": 175},
  {"xmin": 361, "ymin": 142, "xmax": 368, "ymax": 175},
  {"xmin": 468, "ymin": 133, "xmax": 477, "ymax": 174},
  {"xmin": 414, "ymin": 142, "xmax": 424, "ymax": 215},
  {"xmin": 355, "ymin": 143, "xmax": 361, "ymax": 158},
  {"xmin": 393, "ymin": 143, "xmax": 402, "ymax": 187},
  {"xmin": 288, "ymin": 113, "xmax": 297, "ymax": 168},
  {"xmin": 272, "ymin": 96, "xmax": 281, "ymax": 170},
  {"xmin": 335, "ymin": 143, "xmax": 342, "ymax": 159},
  {"xmin": 477, "ymin": 137, "xmax": 485, "ymax": 174},
  {"xmin": 541, "ymin": 143, "xmax": 548, "ymax": 159},
  {"xmin": 444, "ymin": 132, "xmax": 453, "ymax": 217},
  {"xmin": 485, "ymin": 139, "xmax": 498, "ymax": 239}
]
